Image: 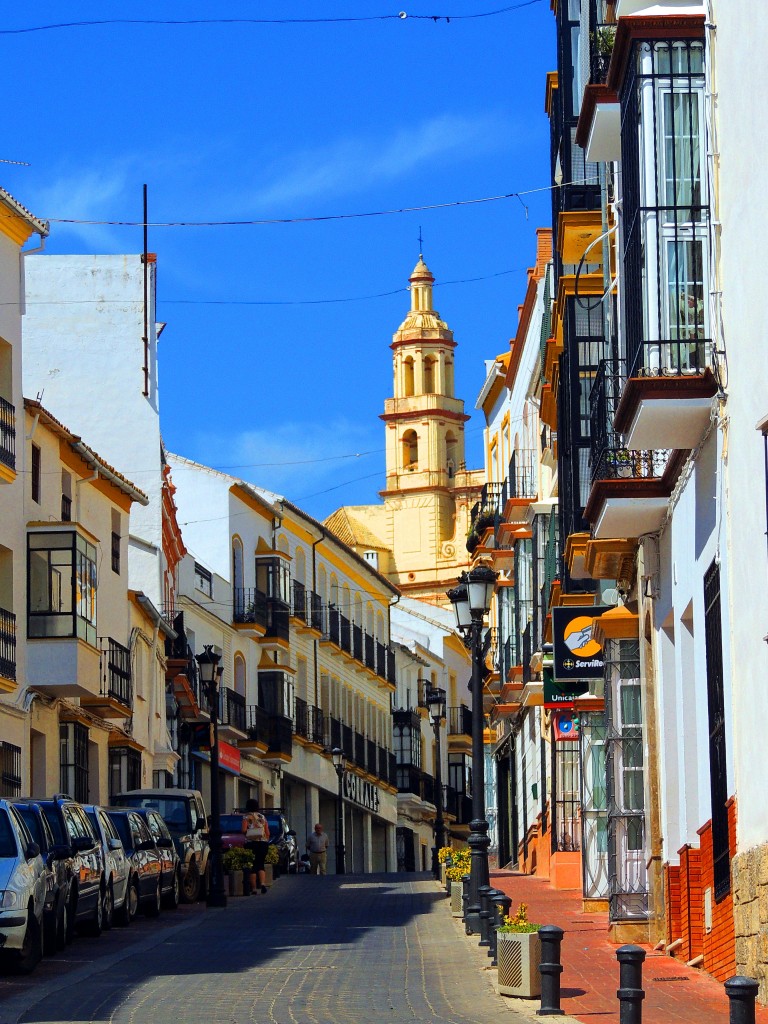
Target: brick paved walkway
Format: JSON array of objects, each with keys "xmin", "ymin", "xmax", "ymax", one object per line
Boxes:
[
  {"xmin": 491, "ymin": 869, "xmax": 768, "ymax": 1024},
  {"xmin": 0, "ymin": 875, "xmax": 528, "ymax": 1024}
]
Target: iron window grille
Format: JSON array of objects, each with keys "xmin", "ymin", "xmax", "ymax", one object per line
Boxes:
[
  {"xmin": 0, "ymin": 740, "xmax": 22, "ymax": 797},
  {"xmin": 60, "ymin": 721, "xmax": 89, "ymax": 803},
  {"xmin": 0, "ymin": 396, "xmax": 15, "ymax": 472},
  {"xmin": 111, "ymin": 531, "xmax": 120, "ymax": 574},
  {"xmin": 31, "ymin": 443, "xmax": 41, "ymax": 503},
  {"xmin": 0, "ymin": 607, "xmax": 16, "ymax": 682},
  {"xmin": 703, "ymin": 559, "xmax": 730, "ymax": 901},
  {"xmin": 621, "ymin": 38, "xmax": 710, "ymax": 378}
]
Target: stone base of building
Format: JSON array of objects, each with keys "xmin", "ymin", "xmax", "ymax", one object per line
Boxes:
[
  {"xmin": 609, "ymin": 919, "xmax": 651, "ymax": 945},
  {"xmin": 733, "ymin": 842, "xmax": 768, "ymax": 1006},
  {"xmin": 549, "ymin": 850, "xmax": 581, "ymax": 890}
]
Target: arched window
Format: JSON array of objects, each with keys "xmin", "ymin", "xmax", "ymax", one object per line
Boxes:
[
  {"xmin": 445, "ymin": 358, "xmax": 454, "ymax": 395},
  {"xmin": 423, "ymin": 356, "xmax": 435, "ymax": 394},
  {"xmin": 403, "ymin": 357, "xmax": 415, "ymax": 397},
  {"xmin": 318, "ymin": 564, "xmax": 327, "ymax": 604},
  {"xmin": 353, "ymin": 591, "xmax": 363, "ymax": 625},
  {"xmin": 402, "ymin": 430, "xmax": 418, "ymax": 470},
  {"xmin": 294, "ymin": 547, "xmax": 306, "ymax": 586},
  {"xmin": 232, "ymin": 537, "xmax": 244, "ymax": 592},
  {"xmin": 234, "ymin": 653, "xmax": 246, "ymax": 697},
  {"xmin": 446, "ymin": 431, "xmax": 458, "ymax": 478},
  {"xmin": 330, "ymin": 574, "xmax": 340, "ymax": 608}
]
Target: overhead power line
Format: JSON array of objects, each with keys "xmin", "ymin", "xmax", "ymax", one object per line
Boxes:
[
  {"xmin": 0, "ymin": 3, "xmax": 543, "ymax": 35},
  {"xmin": 40, "ymin": 178, "xmax": 595, "ymax": 230}
]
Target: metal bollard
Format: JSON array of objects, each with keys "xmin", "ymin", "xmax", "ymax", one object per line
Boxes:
[
  {"xmin": 461, "ymin": 874, "xmax": 471, "ymax": 934},
  {"xmin": 537, "ymin": 924, "xmax": 565, "ymax": 1016},
  {"xmin": 483, "ymin": 889, "xmax": 501, "ymax": 957},
  {"xmin": 616, "ymin": 945, "xmax": 645, "ymax": 1024},
  {"xmin": 489, "ymin": 891, "xmax": 509, "ymax": 965},
  {"xmin": 725, "ymin": 976, "xmax": 759, "ymax": 1024},
  {"xmin": 478, "ymin": 885, "xmax": 493, "ymax": 947}
]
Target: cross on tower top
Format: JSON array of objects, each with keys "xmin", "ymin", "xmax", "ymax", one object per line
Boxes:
[{"xmin": 418, "ymin": 225, "xmax": 423, "ymax": 258}]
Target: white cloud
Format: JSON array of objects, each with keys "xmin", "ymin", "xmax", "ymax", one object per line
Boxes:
[
  {"xmin": 241, "ymin": 111, "xmax": 510, "ymax": 210},
  {"xmin": 186, "ymin": 419, "xmax": 383, "ymax": 508},
  {"xmin": 30, "ymin": 164, "xmax": 133, "ymax": 251}
]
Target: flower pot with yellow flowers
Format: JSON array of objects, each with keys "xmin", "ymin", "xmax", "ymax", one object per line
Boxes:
[
  {"xmin": 445, "ymin": 848, "xmax": 470, "ymax": 917},
  {"xmin": 497, "ymin": 903, "xmax": 542, "ymax": 999}
]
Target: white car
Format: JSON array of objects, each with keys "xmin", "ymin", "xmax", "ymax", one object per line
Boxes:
[{"xmin": 0, "ymin": 799, "xmax": 47, "ymax": 973}]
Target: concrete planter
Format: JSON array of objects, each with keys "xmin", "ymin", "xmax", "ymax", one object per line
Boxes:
[
  {"xmin": 450, "ymin": 881, "xmax": 463, "ymax": 917},
  {"xmin": 227, "ymin": 872, "xmax": 244, "ymax": 897},
  {"xmin": 264, "ymin": 863, "xmax": 274, "ymax": 888},
  {"xmin": 497, "ymin": 931, "xmax": 541, "ymax": 998},
  {"xmin": 440, "ymin": 863, "xmax": 447, "ymax": 886}
]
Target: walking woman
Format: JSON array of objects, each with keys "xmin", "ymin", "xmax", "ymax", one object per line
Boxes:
[{"xmin": 243, "ymin": 798, "xmax": 270, "ymax": 893}]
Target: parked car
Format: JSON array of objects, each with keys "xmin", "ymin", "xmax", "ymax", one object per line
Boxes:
[
  {"xmin": 264, "ymin": 811, "xmax": 299, "ymax": 876},
  {"xmin": 220, "ymin": 810, "xmax": 298, "ymax": 876},
  {"xmin": 112, "ymin": 789, "xmax": 209, "ymax": 903},
  {"xmin": 0, "ymin": 799, "xmax": 47, "ymax": 974},
  {"xmin": 83, "ymin": 805, "xmax": 131, "ymax": 928},
  {"xmin": 105, "ymin": 809, "xmax": 164, "ymax": 918},
  {"xmin": 127, "ymin": 808, "xmax": 181, "ymax": 909},
  {"xmin": 36, "ymin": 797, "xmax": 106, "ymax": 937},
  {"xmin": 12, "ymin": 800, "xmax": 74, "ymax": 951}
]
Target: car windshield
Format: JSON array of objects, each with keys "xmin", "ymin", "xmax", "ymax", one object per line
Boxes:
[
  {"xmin": 0, "ymin": 809, "xmax": 19, "ymax": 858},
  {"xmin": 15, "ymin": 806, "xmax": 42, "ymax": 846},
  {"xmin": 115, "ymin": 796, "xmax": 191, "ymax": 832},
  {"xmin": 220, "ymin": 815, "xmax": 244, "ymax": 833}
]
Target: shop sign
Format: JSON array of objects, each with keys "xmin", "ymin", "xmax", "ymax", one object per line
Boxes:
[
  {"xmin": 552, "ymin": 710, "xmax": 580, "ymax": 742},
  {"xmin": 543, "ymin": 664, "xmax": 588, "ymax": 708},
  {"xmin": 552, "ymin": 605, "xmax": 610, "ymax": 682},
  {"xmin": 191, "ymin": 738, "xmax": 241, "ymax": 776},
  {"xmin": 342, "ymin": 772, "xmax": 380, "ymax": 814}
]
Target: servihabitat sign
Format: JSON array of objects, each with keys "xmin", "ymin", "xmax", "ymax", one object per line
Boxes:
[{"xmin": 342, "ymin": 772, "xmax": 380, "ymax": 814}]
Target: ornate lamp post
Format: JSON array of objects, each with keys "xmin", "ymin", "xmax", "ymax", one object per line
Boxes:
[
  {"xmin": 195, "ymin": 644, "xmax": 227, "ymax": 908},
  {"xmin": 332, "ymin": 747, "xmax": 347, "ymax": 875},
  {"xmin": 447, "ymin": 564, "xmax": 498, "ymax": 935},
  {"xmin": 426, "ymin": 687, "xmax": 447, "ymax": 879}
]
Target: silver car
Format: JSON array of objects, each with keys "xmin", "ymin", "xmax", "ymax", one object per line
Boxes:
[
  {"xmin": 0, "ymin": 800, "xmax": 46, "ymax": 973},
  {"xmin": 83, "ymin": 805, "xmax": 131, "ymax": 928}
]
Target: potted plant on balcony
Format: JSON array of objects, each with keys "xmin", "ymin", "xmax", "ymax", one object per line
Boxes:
[
  {"xmin": 609, "ymin": 447, "xmax": 634, "ymax": 478},
  {"xmin": 497, "ymin": 902, "xmax": 542, "ymax": 998},
  {"xmin": 223, "ymin": 847, "xmax": 254, "ymax": 897},
  {"xmin": 466, "ymin": 531, "xmax": 480, "ymax": 554}
]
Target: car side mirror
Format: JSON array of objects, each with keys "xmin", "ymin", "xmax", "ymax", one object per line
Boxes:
[
  {"xmin": 137, "ymin": 839, "xmax": 156, "ymax": 852},
  {"xmin": 71, "ymin": 835, "xmax": 95, "ymax": 853},
  {"xmin": 53, "ymin": 842, "xmax": 74, "ymax": 859},
  {"xmin": 286, "ymin": 830, "xmax": 297, "ymax": 837},
  {"xmin": 107, "ymin": 837, "xmax": 122, "ymax": 851},
  {"xmin": 156, "ymin": 837, "xmax": 173, "ymax": 849},
  {"xmin": 26, "ymin": 841, "xmax": 41, "ymax": 860}
]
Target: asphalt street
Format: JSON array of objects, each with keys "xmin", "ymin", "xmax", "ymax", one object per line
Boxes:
[{"xmin": 0, "ymin": 874, "xmax": 536, "ymax": 1024}]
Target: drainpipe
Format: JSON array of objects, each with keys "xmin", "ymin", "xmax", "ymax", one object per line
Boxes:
[
  {"xmin": 20, "ymin": 232, "xmax": 47, "ymax": 316},
  {"xmin": 311, "ymin": 526, "xmax": 325, "ymax": 708}
]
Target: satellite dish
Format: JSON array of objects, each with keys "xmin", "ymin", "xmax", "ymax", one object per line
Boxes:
[{"xmin": 602, "ymin": 588, "xmax": 619, "ymax": 607}]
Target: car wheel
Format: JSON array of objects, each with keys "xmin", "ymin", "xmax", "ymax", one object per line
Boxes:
[
  {"xmin": 163, "ymin": 869, "xmax": 180, "ymax": 910},
  {"xmin": 15, "ymin": 909, "xmax": 43, "ymax": 975},
  {"xmin": 102, "ymin": 881, "xmax": 114, "ymax": 931},
  {"xmin": 121, "ymin": 879, "xmax": 139, "ymax": 924},
  {"xmin": 43, "ymin": 902, "xmax": 58, "ymax": 955},
  {"xmin": 65, "ymin": 888, "xmax": 77, "ymax": 943},
  {"xmin": 145, "ymin": 880, "xmax": 162, "ymax": 918},
  {"xmin": 82, "ymin": 883, "xmax": 103, "ymax": 936},
  {"xmin": 56, "ymin": 896, "xmax": 68, "ymax": 951},
  {"xmin": 181, "ymin": 861, "xmax": 200, "ymax": 903}
]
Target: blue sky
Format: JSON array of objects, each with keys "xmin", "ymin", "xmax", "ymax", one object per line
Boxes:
[{"xmin": 4, "ymin": 1, "xmax": 554, "ymax": 520}]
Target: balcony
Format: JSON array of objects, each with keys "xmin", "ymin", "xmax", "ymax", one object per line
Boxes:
[
  {"xmin": 0, "ymin": 608, "xmax": 16, "ymax": 689},
  {"xmin": 264, "ymin": 599, "xmax": 290, "ymax": 645},
  {"xmin": 291, "ymin": 582, "xmax": 324, "ymax": 634},
  {"xmin": 614, "ymin": 339, "xmax": 718, "ymax": 452},
  {"xmin": 0, "ymin": 396, "xmax": 16, "ymax": 479},
  {"xmin": 244, "ymin": 705, "xmax": 292, "ymax": 761},
  {"xmin": 243, "ymin": 704, "xmax": 269, "ymax": 752},
  {"xmin": 586, "ymin": 360, "xmax": 683, "ymax": 540},
  {"xmin": 83, "ymin": 637, "xmax": 133, "ymax": 717},
  {"xmin": 218, "ymin": 686, "xmax": 246, "ymax": 737},
  {"xmin": 445, "ymin": 786, "xmax": 472, "ymax": 827},
  {"xmin": 293, "ymin": 697, "xmax": 325, "ymax": 747},
  {"xmin": 233, "ymin": 587, "xmax": 267, "ymax": 634}
]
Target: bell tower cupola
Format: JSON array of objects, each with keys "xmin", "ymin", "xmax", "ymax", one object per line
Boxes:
[{"xmin": 381, "ymin": 256, "xmax": 469, "ymax": 495}]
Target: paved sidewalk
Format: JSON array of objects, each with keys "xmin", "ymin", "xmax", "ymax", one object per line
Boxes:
[
  {"xmin": 490, "ymin": 869, "xmax": 768, "ymax": 1023},
  {"xmin": 1, "ymin": 874, "xmax": 529, "ymax": 1024}
]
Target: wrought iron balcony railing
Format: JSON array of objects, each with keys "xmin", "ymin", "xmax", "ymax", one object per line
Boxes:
[
  {"xmin": 0, "ymin": 396, "xmax": 16, "ymax": 472},
  {"xmin": 99, "ymin": 636, "xmax": 132, "ymax": 707},
  {"xmin": 0, "ymin": 607, "xmax": 16, "ymax": 682},
  {"xmin": 233, "ymin": 587, "xmax": 268, "ymax": 628},
  {"xmin": 219, "ymin": 686, "xmax": 246, "ymax": 732},
  {"xmin": 447, "ymin": 705, "xmax": 472, "ymax": 737}
]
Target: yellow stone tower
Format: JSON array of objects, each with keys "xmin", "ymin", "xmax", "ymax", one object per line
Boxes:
[{"xmin": 325, "ymin": 256, "xmax": 483, "ymax": 606}]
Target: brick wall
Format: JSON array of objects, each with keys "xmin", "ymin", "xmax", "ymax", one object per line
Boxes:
[
  {"xmin": 665, "ymin": 863, "xmax": 682, "ymax": 948},
  {"xmin": 697, "ymin": 797, "xmax": 737, "ymax": 981}
]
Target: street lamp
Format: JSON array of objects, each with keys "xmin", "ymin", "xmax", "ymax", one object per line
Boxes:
[
  {"xmin": 447, "ymin": 564, "xmax": 498, "ymax": 935},
  {"xmin": 426, "ymin": 687, "xmax": 447, "ymax": 879},
  {"xmin": 332, "ymin": 747, "xmax": 347, "ymax": 875},
  {"xmin": 195, "ymin": 644, "xmax": 227, "ymax": 908}
]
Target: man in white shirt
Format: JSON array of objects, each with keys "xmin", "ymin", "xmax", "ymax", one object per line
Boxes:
[{"xmin": 306, "ymin": 822, "xmax": 330, "ymax": 875}]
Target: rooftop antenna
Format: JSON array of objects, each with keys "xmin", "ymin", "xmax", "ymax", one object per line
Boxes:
[{"xmin": 417, "ymin": 224, "xmax": 423, "ymax": 258}]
